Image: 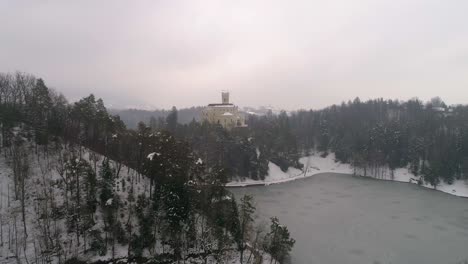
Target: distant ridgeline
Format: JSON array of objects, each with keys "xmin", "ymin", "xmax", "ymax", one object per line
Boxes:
[
  {"xmin": 111, "ymin": 91, "xmax": 248, "ymax": 130},
  {"xmin": 110, "ymin": 106, "xmax": 204, "ymax": 129}
]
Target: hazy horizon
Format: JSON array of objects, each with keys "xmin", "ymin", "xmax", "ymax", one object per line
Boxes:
[{"xmin": 1, "ymin": 0, "xmax": 467, "ymax": 110}]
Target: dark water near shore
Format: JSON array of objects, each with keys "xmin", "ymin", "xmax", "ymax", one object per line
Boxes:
[{"xmin": 231, "ymin": 173, "xmax": 468, "ymax": 264}]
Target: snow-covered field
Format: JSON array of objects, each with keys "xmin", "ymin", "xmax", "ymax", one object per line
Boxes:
[{"xmin": 227, "ymin": 152, "xmax": 468, "ymax": 198}]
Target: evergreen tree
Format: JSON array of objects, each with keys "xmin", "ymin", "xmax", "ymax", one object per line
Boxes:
[
  {"xmin": 237, "ymin": 195, "xmax": 256, "ymax": 263},
  {"xmin": 166, "ymin": 106, "xmax": 178, "ymax": 134},
  {"xmin": 264, "ymin": 217, "xmax": 295, "ymax": 264}
]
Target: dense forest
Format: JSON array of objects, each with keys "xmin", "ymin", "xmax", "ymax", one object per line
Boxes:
[
  {"xmin": 0, "ymin": 72, "xmax": 295, "ymax": 263},
  {"xmin": 135, "ymin": 95, "xmax": 468, "ymax": 188},
  {"xmin": 286, "ymin": 97, "xmax": 468, "ymax": 186},
  {"xmin": 119, "ymin": 109, "xmax": 300, "ymax": 182}
]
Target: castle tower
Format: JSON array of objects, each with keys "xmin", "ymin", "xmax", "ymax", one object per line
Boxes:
[
  {"xmin": 222, "ymin": 91, "xmax": 229, "ymax": 104},
  {"xmin": 203, "ymin": 91, "xmax": 246, "ymax": 129}
]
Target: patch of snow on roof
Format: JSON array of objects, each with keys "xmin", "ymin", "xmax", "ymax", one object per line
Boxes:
[{"xmin": 223, "ymin": 112, "xmax": 233, "ymax": 116}]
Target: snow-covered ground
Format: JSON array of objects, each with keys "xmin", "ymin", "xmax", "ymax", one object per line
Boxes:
[
  {"xmin": 0, "ymin": 143, "xmax": 275, "ymax": 264},
  {"xmin": 384, "ymin": 167, "xmax": 468, "ymax": 197},
  {"xmin": 227, "ymin": 152, "xmax": 468, "ymax": 198},
  {"xmin": 226, "ymin": 153, "xmax": 353, "ymax": 187}
]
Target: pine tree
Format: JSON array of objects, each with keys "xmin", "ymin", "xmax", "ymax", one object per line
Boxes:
[
  {"xmin": 238, "ymin": 195, "xmax": 256, "ymax": 264},
  {"xmin": 264, "ymin": 217, "xmax": 295, "ymax": 264},
  {"xmin": 166, "ymin": 106, "xmax": 178, "ymax": 134}
]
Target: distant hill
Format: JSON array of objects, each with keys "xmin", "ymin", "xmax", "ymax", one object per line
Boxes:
[
  {"xmin": 110, "ymin": 106, "xmax": 285, "ymax": 129},
  {"xmin": 110, "ymin": 106, "xmax": 204, "ymax": 129}
]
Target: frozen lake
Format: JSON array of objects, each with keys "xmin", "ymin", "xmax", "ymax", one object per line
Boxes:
[{"xmin": 232, "ymin": 173, "xmax": 468, "ymax": 264}]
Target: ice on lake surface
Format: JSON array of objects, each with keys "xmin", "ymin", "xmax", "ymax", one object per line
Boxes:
[{"xmin": 232, "ymin": 173, "xmax": 468, "ymax": 264}]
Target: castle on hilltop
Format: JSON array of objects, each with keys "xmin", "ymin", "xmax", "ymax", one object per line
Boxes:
[{"xmin": 202, "ymin": 92, "xmax": 246, "ymax": 130}]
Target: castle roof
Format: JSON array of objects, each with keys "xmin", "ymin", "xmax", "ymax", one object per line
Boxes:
[{"xmin": 208, "ymin": 103, "xmax": 235, "ymax": 107}]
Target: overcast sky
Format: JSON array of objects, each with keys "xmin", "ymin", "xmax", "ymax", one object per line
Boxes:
[{"xmin": 1, "ymin": 0, "xmax": 467, "ymax": 110}]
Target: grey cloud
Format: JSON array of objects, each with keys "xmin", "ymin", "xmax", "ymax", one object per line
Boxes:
[{"xmin": 0, "ymin": 0, "xmax": 467, "ymax": 110}]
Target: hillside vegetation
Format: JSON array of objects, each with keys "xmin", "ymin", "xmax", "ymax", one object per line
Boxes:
[{"xmin": 0, "ymin": 72, "xmax": 295, "ymax": 264}]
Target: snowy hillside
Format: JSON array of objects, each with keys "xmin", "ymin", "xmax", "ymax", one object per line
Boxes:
[
  {"xmin": 0, "ymin": 71, "xmax": 297, "ymax": 264},
  {"xmin": 0, "ymin": 143, "xmax": 275, "ymax": 264},
  {"xmin": 0, "ymin": 144, "xmax": 150, "ymax": 263}
]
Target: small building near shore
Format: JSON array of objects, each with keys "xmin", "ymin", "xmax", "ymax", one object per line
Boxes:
[{"xmin": 202, "ymin": 92, "xmax": 246, "ymax": 130}]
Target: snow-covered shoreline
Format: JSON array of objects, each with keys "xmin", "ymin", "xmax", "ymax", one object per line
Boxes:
[
  {"xmin": 367, "ymin": 167, "xmax": 468, "ymax": 198},
  {"xmin": 226, "ymin": 153, "xmax": 468, "ymax": 198},
  {"xmin": 226, "ymin": 153, "xmax": 353, "ymax": 187}
]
